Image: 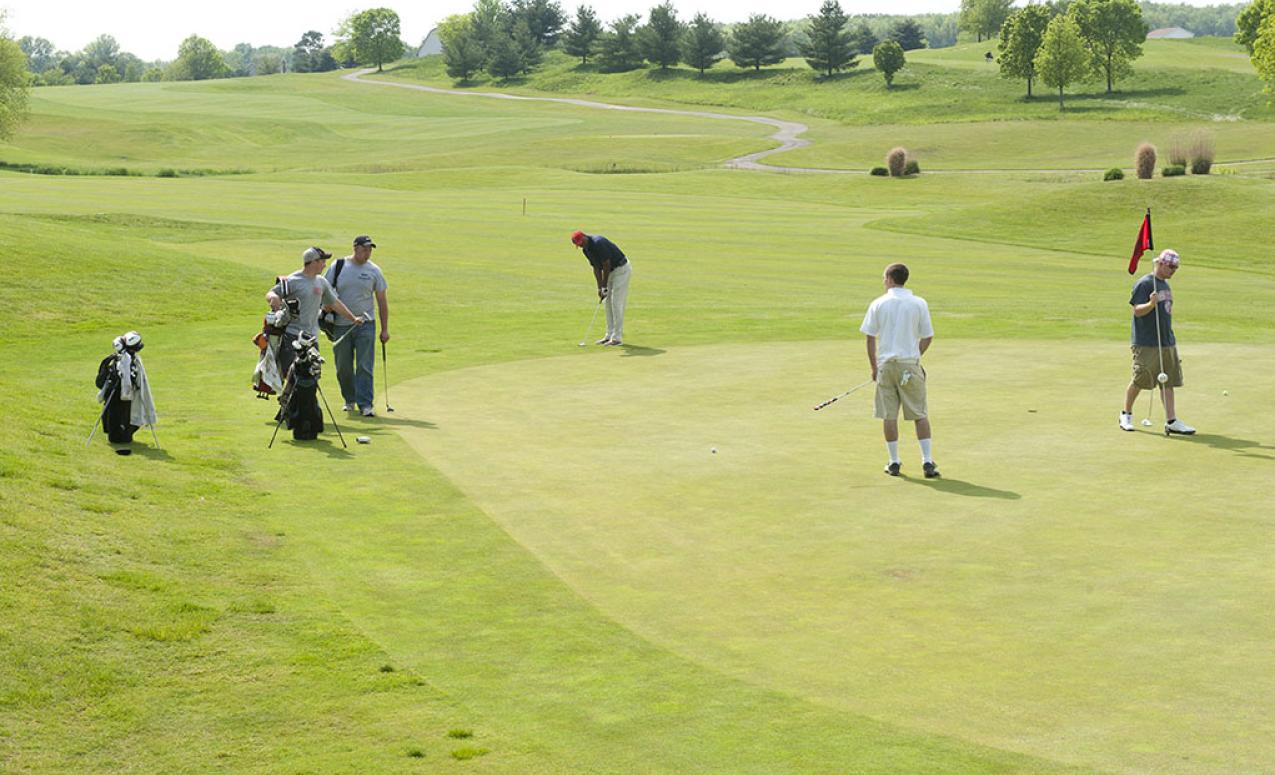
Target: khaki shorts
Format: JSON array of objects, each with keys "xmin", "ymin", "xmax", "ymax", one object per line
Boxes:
[
  {"xmin": 874, "ymin": 360, "xmax": 928, "ymax": 421},
  {"xmin": 1131, "ymin": 346, "xmax": 1183, "ymax": 389}
]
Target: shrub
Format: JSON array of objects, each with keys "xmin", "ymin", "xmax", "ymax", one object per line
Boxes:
[
  {"xmin": 1162, "ymin": 165, "xmax": 1186, "ymax": 177},
  {"xmin": 869, "ymin": 166, "xmax": 889, "ymax": 176},
  {"xmin": 1134, "ymin": 143, "xmax": 1156, "ymax": 179},
  {"xmin": 1104, "ymin": 168, "xmax": 1124, "ymax": 181},
  {"xmin": 1188, "ymin": 130, "xmax": 1214, "ymax": 174},
  {"xmin": 886, "ymin": 147, "xmax": 907, "ymax": 177},
  {"xmin": 903, "ymin": 159, "xmax": 920, "ymax": 176},
  {"xmin": 156, "ymin": 168, "xmax": 177, "ymax": 178},
  {"xmin": 1167, "ymin": 135, "xmax": 1188, "ymax": 167}
]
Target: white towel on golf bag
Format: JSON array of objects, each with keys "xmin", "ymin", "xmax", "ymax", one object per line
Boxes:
[
  {"xmin": 99, "ymin": 351, "xmax": 158, "ymax": 428},
  {"xmin": 253, "ymin": 341, "xmax": 284, "ymax": 394}
]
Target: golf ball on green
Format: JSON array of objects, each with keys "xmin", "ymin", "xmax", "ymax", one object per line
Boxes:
[
  {"xmin": 711, "ymin": 447, "xmax": 718, "ymax": 454},
  {"xmin": 1223, "ymin": 390, "xmax": 1229, "ymax": 396}
]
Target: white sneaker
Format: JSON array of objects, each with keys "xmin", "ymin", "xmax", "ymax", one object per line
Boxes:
[
  {"xmin": 1165, "ymin": 418, "xmax": 1196, "ymax": 435},
  {"xmin": 360, "ymin": 406, "xmax": 376, "ymax": 417},
  {"xmin": 1119, "ymin": 412, "xmax": 1134, "ymax": 432},
  {"xmin": 595, "ymin": 337, "xmax": 611, "ymax": 345}
]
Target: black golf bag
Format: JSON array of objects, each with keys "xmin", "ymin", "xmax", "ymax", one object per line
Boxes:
[
  {"xmin": 285, "ymin": 334, "xmax": 325, "ymax": 441},
  {"xmin": 95, "ymin": 336, "xmax": 144, "ymax": 444}
]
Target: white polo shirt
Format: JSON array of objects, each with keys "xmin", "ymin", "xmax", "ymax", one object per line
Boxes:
[{"xmin": 859, "ymin": 287, "xmax": 934, "ymax": 364}]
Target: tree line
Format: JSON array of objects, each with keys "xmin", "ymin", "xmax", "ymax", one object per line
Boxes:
[
  {"xmin": 1238, "ymin": 0, "xmax": 1275, "ymax": 95},
  {"xmin": 439, "ymin": 0, "xmax": 935, "ymax": 81},
  {"xmin": 13, "ymin": 7, "xmax": 409, "ymax": 86}
]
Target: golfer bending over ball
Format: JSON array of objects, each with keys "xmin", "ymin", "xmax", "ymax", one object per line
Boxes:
[
  {"xmin": 860, "ymin": 263, "xmax": 939, "ymax": 478},
  {"xmin": 1120, "ymin": 249, "xmax": 1195, "ymax": 435},
  {"xmin": 572, "ymin": 230, "xmax": 631, "ymax": 346}
]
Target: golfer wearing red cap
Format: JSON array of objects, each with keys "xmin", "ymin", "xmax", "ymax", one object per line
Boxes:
[{"xmin": 571, "ymin": 230, "xmax": 632, "ymax": 345}]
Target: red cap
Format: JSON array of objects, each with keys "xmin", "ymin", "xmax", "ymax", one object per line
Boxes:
[{"xmin": 571, "ymin": 230, "xmax": 586, "ymax": 247}]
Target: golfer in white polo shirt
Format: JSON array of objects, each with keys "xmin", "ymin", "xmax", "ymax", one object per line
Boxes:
[{"xmin": 859, "ymin": 263, "xmax": 939, "ymax": 478}]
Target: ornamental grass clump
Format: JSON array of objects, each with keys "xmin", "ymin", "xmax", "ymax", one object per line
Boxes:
[
  {"xmin": 1189, "ymin": 130, "xmax": 1215, "ymax": 174},
  {"xmin": 1134, "ymin": 143, "xmax": 1156, "ymax": 179},
  {"xmin": 1104, "ymin": 168, "xmax": 1124, "ymax": 181},
  {"xmin": 886, "ymin": 147, "xmax": 907, "ymax": 177}
]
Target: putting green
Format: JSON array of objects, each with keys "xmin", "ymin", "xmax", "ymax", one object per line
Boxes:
[{"xmin": 391, "ymin": 339, "xmax": 1275, "ymax": 773}]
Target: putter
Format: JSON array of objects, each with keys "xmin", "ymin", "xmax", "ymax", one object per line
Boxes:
[
  {"xmin": 577, "ymin": 299, "xmax": 603, "ymax": 347},
  {"xmin": 381, "ymin": 340, "xmax": 394, "ymax": 412},
  {"xmin": 813, "ymin": 380, "xmax": 873, "ymax": 411}
]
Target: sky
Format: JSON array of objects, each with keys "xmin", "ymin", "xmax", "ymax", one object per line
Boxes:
[{"xmin": 4, "ymin": 0, "xmax": 972, "ymax": 61}]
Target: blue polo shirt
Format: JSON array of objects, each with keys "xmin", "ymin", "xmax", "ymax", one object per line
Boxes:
[{"xmin": 581, "ymin": 235, "xmax": 627, "ymax": 271}]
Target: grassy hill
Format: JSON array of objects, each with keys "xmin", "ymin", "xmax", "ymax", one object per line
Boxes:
[{"xmin": 2, "ymin": 56, "xmax": 1275, "ymax": 773}]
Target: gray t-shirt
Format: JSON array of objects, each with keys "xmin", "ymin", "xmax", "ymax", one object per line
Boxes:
[
  {"xmin": 326, "ymin": 258, "xmax": 387, "ymax": 321},
  {"xmin": 272, "ymin": 272, "xmax": 338, "ymax": 338},
  {"xmin": 1129, "ymin": 273, "xmax": 1174, "ymax": 347}
]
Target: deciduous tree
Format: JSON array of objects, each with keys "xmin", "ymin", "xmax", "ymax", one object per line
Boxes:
[
  {"xmin": 727, "ymin": 14, "xmax": 787, "ymax": 71},
  {"xmin": 872, "ymin": 38, "xmax": 905, "ymax": 86},
  {"xmin": 1254, "ymin": 10, "xmax": 1275, "ymax": 95},
  {"xmin": 341, "ymin": 7, "xmax": 406, "ymax": 72},
  {"xmin": 18, "ymin": 36, "xmax": 56, "ymax": 72},
  {"xmin": 1034, "ymin": 13, "xmax": 1088, "ymax": 109},
  {"xmin": 998, "ymin": 4, "xmax": 1052, "ymax": 97},
  {"xmin": 0, "ymin": 33, "xmax": 29, "ymax": 139},
  {"xmin": 802, "ymin": 0, "xmax": 856, "ymax": 77},
  {"xmin": 169, "ymin": 35, "xmax": 229, "ymax": 80},
  {"xmin": 960, "ymin": 0, "xmax": 1014, "ymax": 42},
  {"xmin": 1235, "ymin": 0, "xmax": 1272, "ymax": 53},
  {"xmin": 1069, "ymin": 0, "xmax": 1147, "ymax": 93}
]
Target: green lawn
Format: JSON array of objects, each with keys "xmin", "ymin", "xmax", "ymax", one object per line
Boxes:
[{"xmin": 2, "ymin": 55, "xmax": 1274, "ymax": 773}]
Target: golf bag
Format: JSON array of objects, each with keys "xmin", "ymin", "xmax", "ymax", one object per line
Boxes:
[
  {"xmin": 252, "ymin": 279, "xmax": 299, "ymax": 398},
  {"xmin": 94, "ymin": 331, "xmax": 157, "ymax": 444},
  {"xmin": 284, "ymin": 333, "xmax": 325, "ymax": 441}
]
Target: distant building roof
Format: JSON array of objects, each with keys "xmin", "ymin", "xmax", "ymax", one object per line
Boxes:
[
  {"xmin": 1147, "ymin": 27, "xmax": 1195, "ymax": 39},
  {"xmin": 416, "ymin": 28, "xmax": 442, "ymax": 56}
]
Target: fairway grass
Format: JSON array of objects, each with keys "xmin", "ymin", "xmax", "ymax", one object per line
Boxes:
[{"xmin": 3, "ymin": 61, "xmax": 1275, "ymax": 772}]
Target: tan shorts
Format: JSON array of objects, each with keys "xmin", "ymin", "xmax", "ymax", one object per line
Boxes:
[
  {"xmin": 1131, "ymin": 346, "xmax": 1183, "ymax": 389},
  {"xmin": 874, "ymin": 360, "xmax": 928, "ymax": 421}
]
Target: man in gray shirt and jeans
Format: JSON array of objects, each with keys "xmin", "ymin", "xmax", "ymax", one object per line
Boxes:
[
  {"xmin": 267, "ymin": 246, "xmax": 363, "ymax": 381},
  {"xmin": 326, "ymin": 235, "xmax": 390, "ymax": 417}
]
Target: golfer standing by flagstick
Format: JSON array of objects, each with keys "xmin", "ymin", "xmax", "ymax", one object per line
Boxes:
[
  {"xmin": 1120, "ymin": 249, "xmax": 1195, "ymax": 435},
  {"xmin": 860, "ymin": 263, "xmax": 939, "ymax": 478},
  {"xmin": 572, "ymin": 230, "xmax": 631, "ymax": 346}
]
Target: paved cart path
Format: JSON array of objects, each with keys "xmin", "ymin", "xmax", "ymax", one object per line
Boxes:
[{"xmin": 345, "ymin": 69, "xmax": 1275, "ymax": 175}]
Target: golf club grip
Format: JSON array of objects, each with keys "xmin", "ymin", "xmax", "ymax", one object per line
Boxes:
[{"xmin": 813, "ymin": 396, "xmax": 839, "ymax": 411}]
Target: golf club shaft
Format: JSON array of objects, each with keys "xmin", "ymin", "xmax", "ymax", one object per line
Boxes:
[
  {"xmin": 813, "ymin": 380, "xmax": 873, "ymax": 411},
  {"xmin": 381, "ymin": 340, "xmax": 393, "ymax": 412},
  {"xmin": 315, "ymin": 381, "xmax": 348, "ymax": 448},
  {"xmin": 578, "ymin": 299, "xmax": 602, "ymax": 345}
]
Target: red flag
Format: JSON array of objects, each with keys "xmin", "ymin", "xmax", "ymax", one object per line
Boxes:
[{"xmin": 1128, "ymin": 210, "xmax": 1153, "ymax": 274}]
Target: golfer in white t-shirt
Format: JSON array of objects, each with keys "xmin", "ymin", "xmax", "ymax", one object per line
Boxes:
[{"xmin": 859, "ymin": 263, "xmax": 939, "ymax": 478}]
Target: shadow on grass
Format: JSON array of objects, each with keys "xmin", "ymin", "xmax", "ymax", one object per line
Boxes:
[
  {"xmin": 281, "ymin": 436, "xmax": 354, "ymax": 458},
  {"xmin": 909, "ymin": 477, "xmax": 1021, "ymax": 499},
  {"xmin": 365, "ymin": 415, "xmax": 438, "ymax": 430},
  {"xmin": 1186, "ymin": 433, "xmax": 1275, "ymax": 460},
  {"xmin": 116, "ymin": 444, "xmax": 173, "ymax": 462},
  {"xmin": 618, "ymin": 344, "xmax": 666, "ymax": 357}
]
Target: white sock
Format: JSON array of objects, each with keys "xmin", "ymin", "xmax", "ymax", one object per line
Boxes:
[
  {"xmin": 919, "ymin": 438, "xmax": 933, "ymax": 463},
  {"xmin": 886, "ymin": 441, "xmax": 900, "ymax": 464}
]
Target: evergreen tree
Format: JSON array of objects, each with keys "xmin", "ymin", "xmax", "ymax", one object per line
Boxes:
[
  {"xmin": 1069, "ymin": 0, "xmax": 1147, "ymax": 93},
  {"xmin": 486, "ymin": 30, "xmax": 526, "ymax": 78},
  {"xmin": 513, "ymin": 18, "xmax": 543, "ymax": 72},
  {"xmin": 890, "ymin": 18, "xmax": 928, "ymax": 50},
  {"xmin": 802, "ymin": 0, "xmax": 856, "ymax": 77},
  {"xmin": 727, "ymin": 14, "xmax": 787, "ymax": 71},
  {"xmin": 512, "ymin": 0, "xmax": 567, "ymax": 46},
  {"xmin": 872, "ymin": 39, "xmax": 905, "ymax": 86},
  {"xmin": 682, "ymin": 13, "xmax": 725, "ymax": 74},
  {"xmin": 997, "ymin": 4, "xmax": 1053, "ymax": 98},
  {"xmin": 442, "ymin": 22, "xmax": 487, "ymax": 80},
  {"xmin": 1034, "ymin": 13, "xmax": 1088, "ymax": 109},
  {"xmin": 597, "ymin": 14, "xmax": 644, "ymax": 72},
  {"xmin": 562, "ymin": 5, "xmax": 602, "ymax": 63},
  {"xmin": 851, "ymin": 22, "xmax": 878, "ymax": 56},
  {"xmin": 639, "ymin": 2, "xmax": 683, "ymax": 69}
]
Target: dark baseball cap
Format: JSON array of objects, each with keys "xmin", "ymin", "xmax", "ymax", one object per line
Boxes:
[{"xmin": 353, "ymin": 235, "xmax": 376, "ymax": 248}]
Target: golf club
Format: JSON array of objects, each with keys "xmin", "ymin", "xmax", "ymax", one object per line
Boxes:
[
  {"xmin": 381, "ymin": 340, "xmax": 394, "ymax": 412},
  {"xmin": 577, "ymin": 299, "xmax": 603, "ymax": 347},
  {"xmin": 813, "ymin": 380, "xmax": 874, "ymax": 411}
]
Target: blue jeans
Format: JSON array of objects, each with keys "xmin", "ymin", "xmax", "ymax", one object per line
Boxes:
[{"xmin": 332, "ymin": 323, "xmax": 375, "ymax": 409}]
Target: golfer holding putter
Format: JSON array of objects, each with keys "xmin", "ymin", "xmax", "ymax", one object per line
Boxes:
[
  {"xmin": 1120, "ymin": 249, "xmax": 1195, "ymax": 435},
  {"xmin": 571, "ymin": 230, "xmax": 631, "ymax": 346},
  {"xmin": 860, "ymin": 263, "xmax": 939, "ymax": 478}
]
